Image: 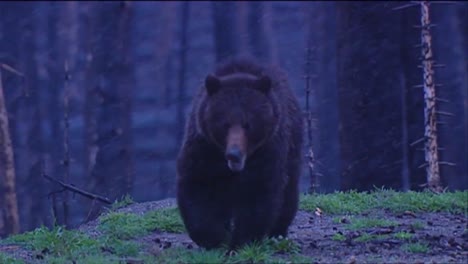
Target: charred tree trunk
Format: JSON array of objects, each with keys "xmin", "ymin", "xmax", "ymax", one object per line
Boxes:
[
  {"xmin": 305, "ymin": 2, "xmax": 340, "ymax": 192},
  {"xmin": 399, "ymin": 4, "xmax": 426, "ymax": 190},
  {"xmin": 0, "ymin": 69, "xmax": 20, "ymax": 235},
  {"xmin": 26, "ymin": 1, "xmax": 50, "ymax": 230},
  {"xmin": 89, "ymin": 2, "xmax": 135, "ymax": 216},
  {"xmin": 247, "ymin": 2, "xmax": 269, "ymax": 62},
  {"xmin": 337, "ymin": 2, "xmax": 403, "ymax": 191},
  {"xmin": 419, "ymin": 1, "xmax": 441, "ymax": 191},
  {"xmin": 432, "ymin": 3, "xmax": 468, "ymax": 190},
  {"xmin": 81, "ymin": 2, "xmax": 98, "ymax": 183},
  {"xmin": 176, "ymin": 2, "xmax": 189, "ymax": 146},
  {"xmin": 212, "ymin": 2, "xmax": 238, "ymax": 63},
  {"xmin": 117, "ymin": 1, "xmax": 135, "ymax": 194}
]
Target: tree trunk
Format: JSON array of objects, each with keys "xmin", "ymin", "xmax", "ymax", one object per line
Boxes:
[
  {"xmin": 337, "ymin": 2, "xmax": 403, "ymax": 191},
  {"xmin": 117, "ymin": 1, "xmax": 135, "ymax": 194},
  {"xmin": 176, "ymin": 2, "xmax": 189, "ymax": 146},
  {"xmin": 89, "ymin": 2, "xmax": 135, "ymax": 213},
  {"xmin": 0, "ymin": 69, "xmax": 20, "ymax": 235},
  {"xmin": 432, "ymin": 3, "xmax": 468, "ymax": 190},
  {"xmin": 419, "ymin": 1, "xmax": 441, "ymax": 191},
  {"xmin": 212, "ymin": 2, "xmax": 238, "ymax": 63}
]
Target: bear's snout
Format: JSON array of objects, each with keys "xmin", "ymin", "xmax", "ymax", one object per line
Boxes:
[
  {"xmin": 225, "ymin": 125, "xmax": 247, "ymax": 172},
  {"xmin": 225, "ymin": 146, "xmax": 246, "ymax": 172}
]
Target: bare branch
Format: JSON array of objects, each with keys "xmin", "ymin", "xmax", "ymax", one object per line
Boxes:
[
  {"xmin": 436, "ymin": 111, "xmax": 455, "ymax": 117},
  {"xmin": 0, "ymin": 63, "xmax": 24, "ymax": 77},
  {"xmin": 439, "ymin": 161, "xmax": 456, "ymax": 166},
  {"xmin": 392, "ymin": 2, "xmax": 419, "ymax": 11},
  {"xmin": 435, "ymin": 97, "xmax": 450, "ymax": 103},
  {"xmin": 43, "ymin": 174, "xmax": 112, "ymax": 204},
  {"xmin": 418, "ymin": 163, "xmax": 428, "ymax": 169},
  {"xmin": 429, "ymin": 1, "xmax": 459, "ymax": 4},
  {"xmin": 410, "ymin": 137, "xmax": 426, "ymax": 146}
]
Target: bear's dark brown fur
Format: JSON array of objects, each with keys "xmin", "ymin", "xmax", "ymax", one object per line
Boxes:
[{"xmin": 176, "ymin": 57, "xmax": 304, "ymax": 249}]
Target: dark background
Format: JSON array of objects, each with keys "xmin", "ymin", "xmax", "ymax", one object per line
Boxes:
[{"xmin": 0, "ymin": 1, "xmax": 466, "ymax": 235}]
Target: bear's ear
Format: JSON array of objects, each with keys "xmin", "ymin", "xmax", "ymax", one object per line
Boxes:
[
  {"xmin": 205, "ymin": 74, "xmax": 221, "ymax": 96},
  {"xmin": 254, "ymin": 75, "xmax": 271, "ymax": 94}
]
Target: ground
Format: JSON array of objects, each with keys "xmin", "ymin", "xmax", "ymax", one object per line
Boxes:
[{"xmin": 0, "ymin": 190, "xmax": 466, "ymax": 263}]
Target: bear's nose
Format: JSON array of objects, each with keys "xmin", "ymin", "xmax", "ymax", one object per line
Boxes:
[{"xmin": 225, "ymin": 146, "xmax": 243, "ymax": 163}]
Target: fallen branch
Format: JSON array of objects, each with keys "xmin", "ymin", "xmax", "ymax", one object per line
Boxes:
[{"xmin": 43, "ymin": 174, "xmax": 112, "ymax": 204}]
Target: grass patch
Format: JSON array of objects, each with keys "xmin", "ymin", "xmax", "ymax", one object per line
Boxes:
[
  {"xmin": 354, "ymin": 233, "xmax": 388, "ymax": 242},
  {"xmin": 98, "ymin": 207, "xmax": 184, "ymax": 240},
  {"xmin": 0, "ymin": 253, "xmax": 24, "ymax": 264},
  {"xmin": 410, "ymin": 221, "xmax": 425, "ymax": 230},
  {"xmin": 42, "ymin": 255, "xmax": 121, "ymax": 264},
  {"xmin": 401, "ymin": 242, "xmax": 429, "ymax": 253},
  {"xmin": 232, "ymin": 241, "xmax": 274, "ymax": 263},
  {"xmin": 394, "ymin": 231, "xmax": 413, "ymax": 240},
  {"xmin": 5, "ymin": 226, "xmax": 101, "ymax": 261},
  {"xmin": 110, "ymin": 194, "xmax": 135, "ymax": 211},
  {"xmin": 266, "ymin": 237, "xmax": 301, "ymax": 254},
  {"xmin": 300, "ymin": 189, "xmax": 468, "ymax": 215},
  {"xmin": 99, "ymin": 236, "xmax": 140, "ymax": 257},
  {"xmin": 348, "ymin": 218, "xmax": 397, "ymax": 230},
  {"xmin": 332, "ymin": 233, "xmax": 346, "ymax": 241},
  {"xmin": 99, "ymin": 212, "xmax": 149, "ymax": 240},
  {"xmin": 154, "ymin": 247, "xmax": 227, "ymax": 264},
  {"xmin": 143, "ymin": 207, "xmax": 185, "ymax": 233},
  {"xmin": 152, "ymin": 238, "xmax": 305, "ymax": 264}
]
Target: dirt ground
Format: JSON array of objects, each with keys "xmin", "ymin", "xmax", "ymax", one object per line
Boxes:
[{"xmin": 2, "ymin": 198, "xmax": 467, "ymax": 263}]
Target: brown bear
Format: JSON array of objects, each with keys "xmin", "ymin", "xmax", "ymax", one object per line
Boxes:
[{"xmin": 176, "ymin": 57, "xmax": 304, "ymax": 250}]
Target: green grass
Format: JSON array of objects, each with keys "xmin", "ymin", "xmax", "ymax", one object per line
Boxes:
[
  {"xmin": 332, "ymin": 233, "xmax": 346, "ymax": 241},
  {"xmin": 394, "ymin": 231, "xmax": 413, "ymax": 240},
  {"xmin": 110, "ymin": 194, "xmax": 135, "ymax": 211},
  {"xmin": 0, "ymin": 253, "xmax": 24, "ymax": 264},
  {"xmin": 401, "ymin": 242, "xmax": 429, "ymax": 253},
  {"xmin": 151, "ymin": 238, "xmax": 307, "ymax": 264},
  {"xmin": 410, "ymin": 221, "xmax": 426, "ymax": 230},
  {"xmin": 266, "ymin": 236, "xmax": 301, "ymax": 254},
  {"xmin": 5, "ymin": 226, "xmax": 101, "ymax": 260},
  {"xmin": 300, "ymin": 189, "xmax": 468, "ymax": 215},
  {"xmin": 2, "ymin": 189, "xmax": 465, "ymax": 263},
  {"xmin": 354, "ymin": 233, "xmax": 388, "ymax": 242},
  {"xmin": 98, "ymin": 207, "xmax": 184, "ymax": 240},
  {"xmin": 347, "ymin": 218, "xmax": 398, "ymax": 230},
  {"xmin": 143, "ymin": 207, "xmax": 185, "ymax": 233}
]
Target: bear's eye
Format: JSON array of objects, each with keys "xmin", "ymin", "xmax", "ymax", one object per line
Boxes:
[
  {"xmin": 223, "ymin": 122, "xmax": 230, "ymax": 130},
  {"xmin": 242, "ymin": 123, "xmax": 250, "ymax": 130}
]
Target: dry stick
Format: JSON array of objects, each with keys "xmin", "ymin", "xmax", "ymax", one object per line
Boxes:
[
  {"xmin": 43, "ymin": 174, "xmax": 112, "ymax": 204},
  {"xmin": 420, "ymin": 1, "xmax": 441, "ymax": 191}
]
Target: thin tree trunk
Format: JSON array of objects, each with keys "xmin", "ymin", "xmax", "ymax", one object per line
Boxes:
[
  {"xmin": 399, "ymin": 70, "xmax": 410, "ymax": 191},
  {"xmin": 176, "ymin": 2, "xmax": 190, "ymax": 145},
  {"xmin": 0, "ymin": 69, "xmax": 20, "ymax": 235},
  {"xmin": 212, "ymin": 2, "xmax": 238, "ymax": 63},
  {"xmin": 81, "ymin": 2, "xmax": 98, "ymax": 183},
  {"xmin": 420, "ymin": 1, "xmax": 441, "ymax": 191},
  {"xmin": 236, "ymin": 1, "xmax": 249, "ymax": 56},
  {"xmin": 117, "ymin": 1, "xmax": 135, "ymax": 194}
]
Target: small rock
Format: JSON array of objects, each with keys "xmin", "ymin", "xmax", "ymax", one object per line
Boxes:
[{"xmin": 347, "ymin": 255, "xmax": 356, "ymax": 264}]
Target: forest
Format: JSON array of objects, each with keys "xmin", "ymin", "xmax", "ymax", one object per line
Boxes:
[{"xmin": 0, "ymin": 0, "xmax": 467, "ymax": 241}]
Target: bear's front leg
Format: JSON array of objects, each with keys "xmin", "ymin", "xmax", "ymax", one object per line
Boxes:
[
  {"xmin": 177, "ymin": 178, "xmax": 231, "ymax": 249},
  {"xmin": 230, "ymin": 180, "xmax": 283, "ymax": 249}
]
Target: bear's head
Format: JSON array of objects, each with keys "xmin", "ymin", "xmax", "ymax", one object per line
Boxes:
[{"xmin": 198, "ymin": 72, "xmax": 280, "ymax": 172}]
